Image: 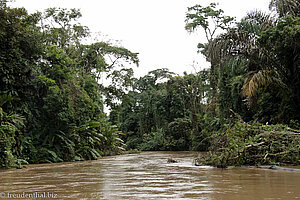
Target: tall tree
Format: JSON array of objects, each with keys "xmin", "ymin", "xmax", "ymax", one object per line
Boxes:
[
  {"xmin": 185, "ymin": 3, "xmax": 235, "ymax": 115},
  {"xmin": 194, "ymin": 2, "xmax": 299, "ymax": 122}
]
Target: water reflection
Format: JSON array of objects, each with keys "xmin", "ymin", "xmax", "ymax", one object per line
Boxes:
[{"xmin": 0, "ymin": 151, "xmax": 299, "ymax": 199}]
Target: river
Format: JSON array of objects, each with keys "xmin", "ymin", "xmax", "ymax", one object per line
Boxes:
[{"xmin": 0, "ymin": 151, "xmax": 299, "ymax": 199}]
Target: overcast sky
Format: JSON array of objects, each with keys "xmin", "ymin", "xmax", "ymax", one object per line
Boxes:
[{"xmin": 10, "ymin": 0, "xmax": 270, "ymax": 77}]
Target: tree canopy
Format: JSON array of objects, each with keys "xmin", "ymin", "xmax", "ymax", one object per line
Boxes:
[{"xmin": 0, "ymin": 1, "xmax": 138, "ymax": 167}]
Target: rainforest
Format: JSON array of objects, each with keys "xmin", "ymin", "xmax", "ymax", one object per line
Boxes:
[{"xmin": 0, "ymin": 0, "xmax": 299, "ymax": 170}]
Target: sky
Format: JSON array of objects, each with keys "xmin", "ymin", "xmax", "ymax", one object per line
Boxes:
[{"xmin": 10, "ymin": 0, "xmax": 270, "ymax": 77}]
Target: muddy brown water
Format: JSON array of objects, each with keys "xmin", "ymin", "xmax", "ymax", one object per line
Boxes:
[{"xmin": 0, "ymin": 151, "xmax": 300, "ymax": 199}]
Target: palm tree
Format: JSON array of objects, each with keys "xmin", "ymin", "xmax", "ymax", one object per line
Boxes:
[
  {"xmin": 206, "ymin": 6, "xmax": 300, "ymax": 121},
  {"xmin": 186, "ymin": 1, "xmax": 300, "ymax": 121},
  {"xmin": 205, "ymin": 10, "xmax": 276, "ymax": 96},
  {"xmin": 269, "ymin": 0, "xmax": 300, "ymax": 17}
]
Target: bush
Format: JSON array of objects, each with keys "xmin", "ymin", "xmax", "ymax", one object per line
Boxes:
[
  {"xmin": 0, "ymin": 101, "xmax": 26, "ymax": 168},
  {"xmin": 140, "ymin": 129, "xmax": 165, "ymax": 151},
  {"xmin": 200, "ymin": 122, "xmax": 300, "ymax": 167},
  {"xmin": 164, "ymin": 118, "xmax": 192, "ymax": 150},
  {"xmin": 0, "ymin": 123, "xmax": 17, "ymax": 168}
]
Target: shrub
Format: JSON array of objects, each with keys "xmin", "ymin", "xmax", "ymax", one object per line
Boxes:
[{"xmin": 200, "ymin": 122, "xmax": 300, "ymax": 167}]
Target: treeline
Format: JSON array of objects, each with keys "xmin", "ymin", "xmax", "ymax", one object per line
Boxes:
[
  {"xmin": 0, "ymin": 0, "xmax": 138, "ymax": 168},
  {"xmin": 110, "ymin": 69, "xmax": 215, "ymax": 151},
  {"xmin": 110, "ymin": 0, "xmax": 300, "ymax": 165}
]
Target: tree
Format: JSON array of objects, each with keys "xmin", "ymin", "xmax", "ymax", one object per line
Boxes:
[
  {"xmin": 168, "ymin": 72, "xmax": 209, "ymax": 131},
  {"xmin": 269, "ymin": 0, "xmax": 300, "ymax": 17},
  {"xmin": 193, "ymin": 2, "xmax": 299, "ymax": 123},
  {"xmin": 185, "ymin": 3, "xmax": 235, "ymax": 42},
  {"xmin": 185, "ymin": 3, "xmax": 235, "ymax": 115},
  {"xmin": 256, "ymin": 15, "xmax": 300, "ymax": 122},
  {"xmin": 0, "ymin": 1, "xmax": 42, "ymax": 97},
  {"xmin": 0, "ymin": 2, "xmax": 136, "ymax": 167},
  {"xmin": 41, "ymin": 8, "xmax": 139, "ymax": 110},
  {"xmin": 41, "ymin": 7, "xmax": 89, "ymax": 48}
]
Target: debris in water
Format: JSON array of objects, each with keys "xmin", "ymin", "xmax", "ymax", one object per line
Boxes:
[{"xmin": 167, "ymin": 158, "xmax": 178, "ymax": 163}]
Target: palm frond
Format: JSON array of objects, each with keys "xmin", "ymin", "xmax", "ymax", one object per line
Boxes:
[
  {"xmin": 239, "ymin": 10, "xmax": 275, "ymax": 33},
  {"xmin": 242, "ymin": 69, "xmax": 286, "ymax": 97},
  {"xmin": 0, "ymin": 94, "xmax": 20, "ymax": 107},
  {"xmin": 206, "ymin": 9, "xmax": 276, "ymax": 63},
  {"xmin": 206, "ymin": 28, "xmax": 257, "ymax": 63},
  {"xmin": 6, "ymin": 113, "xmax": 26, "ymax": 128},
  {"xmin": 269, "ymin": 0, "xmax": 300, "ymax": 17}
]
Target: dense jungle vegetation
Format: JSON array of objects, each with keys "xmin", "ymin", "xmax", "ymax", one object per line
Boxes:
[{"xmin": 0, "ymin": 0, "xmax": 299, "ymax": 169}]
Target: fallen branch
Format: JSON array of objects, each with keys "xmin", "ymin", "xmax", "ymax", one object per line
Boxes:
[
  {"xmin": 268, "ymin": 151, "xmax": 289, "ymax": 156},
  {"xmin": 245, "ymin": 142, "xmax": 265, "ymax": 148},
  {"xmin": 264, "ymin": 153, "xmax": 269, "ymax": 161},
  {"xmin": 262, "ymin": 131, "xmax": 300, "ymax": 135}
]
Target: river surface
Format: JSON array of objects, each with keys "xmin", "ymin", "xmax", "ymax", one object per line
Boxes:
[{"xmin": 0, "ymin": 151, "xmax": 300, "ymax": 199}]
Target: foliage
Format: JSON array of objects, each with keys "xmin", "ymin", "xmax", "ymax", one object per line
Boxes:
[
  {"xmin": 185, "ymin": 3, "xmax": 235, "ymax": 116},
  {"xmin": 186, "ymin": 0, "xmax": 300, "ymax": 167},
  {"xmin": 185, "ymin": 0, "xmax": 299, "ymax": 124},
  {"xmin": 111, "ymin": 69, "xmax": 215, "ymax": 151},
  {"xmin": 269, "ymin": 0, "xmax": 300, "ymax": 17},
  {"xmin": 200, "ymin": 122, "xmax": 300, "ymax": 167},
  {"xmin": 139, "ymin": 129, "xmax": 165, "ymax": 151},
  {"xmin": 0, "ymin": 95, "xmax": 26, "ymax": 168},
  {"xmin": 164, "ymin": 118, "xmax": 192, "ymax": 151},
  {"xmin": 1, "ymin": 0, "xmax": 299, "ymax": 169},
  {"xmin": 185, "ymin": 3, "xmax": 235, "ymax": 42},
  {"xmin": 0, "ymin": 2, "xmax": 135, "ymax": 168}
]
